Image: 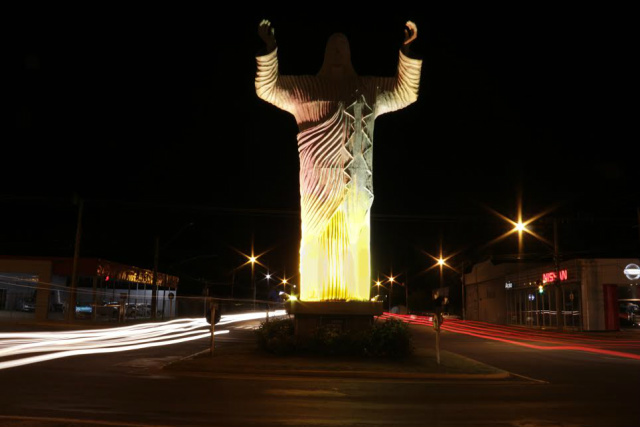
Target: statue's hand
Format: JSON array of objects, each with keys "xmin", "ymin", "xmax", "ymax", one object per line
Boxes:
[
  {"xmin": 258, "ymin": 19, "xmax": 277, "ymax": 52},
  {"xmin": 403, "ymin": 20, "xmax": 417, "ymax": 46}
]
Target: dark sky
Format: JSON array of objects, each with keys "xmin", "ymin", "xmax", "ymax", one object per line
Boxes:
[{"xmin": 6, "ymin": 6, "xmax": 638, "ymax": 296}]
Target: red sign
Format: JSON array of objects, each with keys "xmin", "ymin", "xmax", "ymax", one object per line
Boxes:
[{"xmin": 542, "ymin": 269, "xmax": 568, "ymax": 283}]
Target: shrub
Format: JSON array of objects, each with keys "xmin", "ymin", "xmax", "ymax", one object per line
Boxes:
[
  {"xmin": 254, "ymin": 317, "xmax": 296, "ymax": 355},
  {"xmin": 255, "ymin": 317, "xmax": 413, "ymax": 358},
  {"xmin": 365, "ymin": 318, "xmax": 414, "ymax": 358}
]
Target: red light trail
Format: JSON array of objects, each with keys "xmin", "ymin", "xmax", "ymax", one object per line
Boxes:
[{"xmin": 382, "ymin": 313, "xmax": 640, "ymax": 361}]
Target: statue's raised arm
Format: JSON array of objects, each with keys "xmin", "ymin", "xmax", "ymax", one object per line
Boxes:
[
  {"xmin": 255, "ymin": 19, "xmax": 297, "ymax": 114},
  {"xmin": 376, "ymin": 20, "xmax": 423, "ymax": 116}
]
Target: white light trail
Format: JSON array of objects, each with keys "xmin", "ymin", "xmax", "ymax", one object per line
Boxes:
[{"xmin": 0, "ymin": 310, "xmax": 287, "ymax": 370}]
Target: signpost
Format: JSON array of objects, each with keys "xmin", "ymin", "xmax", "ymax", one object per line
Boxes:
[
  {"xmin": 433, "ymin": 310, "xmax": 443, "ymax": 365},
  {"xmin": 168, "ymin": 292, "xmax": 174, "ymax": 319},
  {"xmin": 119, "ymin": 293, "xmax": 127, "ymax": 323},
  {"xmin": 210, "ymin": 301, "xmax": 216, "ymax": 357}
]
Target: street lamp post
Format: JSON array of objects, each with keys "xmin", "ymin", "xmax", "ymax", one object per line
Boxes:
[
  {"xmin": 495, "ymin": 209, "xmax": 565, "ymax": 331},
  {"xmin": 249, "ymin": 256, "xmax": 257, "ymax": 310},
  {"xmin": 461, "ymin": 261, "xmax": 466, "ymax": 321},
  {"xmin": 553, "ymin": 218, "xmax": 564, "ymax": 331},
  {"xmin": 387, "ymin": 276, "xmax": 396, "ymax": 312}
]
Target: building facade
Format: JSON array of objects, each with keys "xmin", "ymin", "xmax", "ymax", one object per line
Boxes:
[
  {"xmin": 465, "ymin": 258, "xmax": 640, "ymax": 331},
  {"xmin": 0, "ymin": 256, "xmax": 178, "ymax": 322}
]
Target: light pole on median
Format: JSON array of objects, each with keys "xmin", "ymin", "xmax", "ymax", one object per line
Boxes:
[{"xmin": 387, "ymin": 275, "xmax": 396, "ymax": 312}]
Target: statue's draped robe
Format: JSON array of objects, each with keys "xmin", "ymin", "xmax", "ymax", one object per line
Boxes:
[{"xmin": 256, "ymin": 48, "xmax": 421, "ymax": 301}]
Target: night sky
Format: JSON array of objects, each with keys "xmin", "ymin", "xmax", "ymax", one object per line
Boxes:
[{"xmin": 6, "ymin": 6, "xmax": 638, "ymax": 301}]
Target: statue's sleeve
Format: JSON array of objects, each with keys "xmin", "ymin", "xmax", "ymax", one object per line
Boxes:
[
  {"xmin": 255, "ymin": 48, "xmax": 298, "ymax": 114},
  {"xmin": 375, "ymin": 50, "xmax": 422, "ymax": 116}
]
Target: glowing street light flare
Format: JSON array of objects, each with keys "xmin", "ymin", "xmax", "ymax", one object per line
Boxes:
[{"xmin": 514, "ymin": 221, "xmax": 527, "ymax": 232}]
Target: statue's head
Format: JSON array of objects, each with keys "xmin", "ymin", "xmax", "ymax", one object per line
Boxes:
[{"xmin": 317, "ymin": 33, "xmax": 357, "ymax": 79}]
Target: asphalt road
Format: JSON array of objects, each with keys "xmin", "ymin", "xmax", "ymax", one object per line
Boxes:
[{"xmin": 0, "ymin": 319, "xmax": 638, "ymax": 427}]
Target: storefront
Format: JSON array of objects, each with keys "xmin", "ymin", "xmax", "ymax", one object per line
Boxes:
[
  {"xmin": 504, "ymin": 260, "xmax": 582, "ymax": 330},
  {"xmin": 465, "ymin": 258, "xmax": 640, "ymax": 331},
  {"xmin": 505, "ymin": 259, "xmax": 640, "ymax": 331},
  {"xmin": 0, "ymin": 256, "xmax": 178, "ymax": 322}
]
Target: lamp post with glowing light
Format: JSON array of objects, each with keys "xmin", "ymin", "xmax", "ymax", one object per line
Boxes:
[
  {"xmin": 249, "ymin": 255, "xmax": 257, "ymax": 308},
  {"xmin": 490, "ymin": 205, "xmax": 564, "ymax": 330},
  {"xmin": 437, "ymin": 257, "xmax": 446, "ymax": 288},
  {"xmin": 387, "ymin": 275, "xmax": 397, "ymax": 312}
]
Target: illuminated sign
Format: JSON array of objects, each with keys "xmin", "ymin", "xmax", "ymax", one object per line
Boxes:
[
  {"xmin": 505, "ymin": 281, "xmax": 513, "ymax": 289},
  {"xmin": 624, "ymin": 264, "xmax": 640, "ymax": 280},
  {"xmin": 542, "ymin": 269, "xmax": 568, "ymax": 283}
]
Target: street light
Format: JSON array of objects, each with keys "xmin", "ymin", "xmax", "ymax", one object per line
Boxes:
[
  {"xmin": 375, "ymin": 280, "xmax": 382, "ymax": 298},
  {"xmin": 250, "ymin": 255, "xmax": 257, "ymax": 308},
  {"xmin": 232, "ymin": 244, "xmax": 267, "ymax": 309},
  {"xmin": 423, "ymin": 248, "xmax": 464, "ymax": 317},
  {"xmin": 489, "ymin": 204, "xmax": 564, "ymax": 330},
  {"xmin": 385, "ymin": 274, "xmax": 397, "ymax": 312}
]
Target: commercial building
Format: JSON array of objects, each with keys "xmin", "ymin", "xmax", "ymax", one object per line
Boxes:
[
  {"xmin": 464, "ymin": 258, "xmax": 640, "ymax": 331},
  {"xmin": 0, "ymin": 256, "xmax": 178, "ymax": 322}
]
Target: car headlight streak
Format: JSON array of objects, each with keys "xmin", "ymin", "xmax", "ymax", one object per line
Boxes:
[{"xmin": 0, "ymin": 310, "xmax": 287, "ymax": 370}]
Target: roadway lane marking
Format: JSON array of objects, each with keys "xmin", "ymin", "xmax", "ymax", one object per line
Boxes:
[
  {"xmin": 114, "ymin": 356, "xmax": 180, "ymax": 369},
  {"xmin": 232, "ymin": 325, "xmax": 259, "ymax": 330},
  {"xmin": 0, "ymin": 415, "xmax": 176, "ymax": 427},
  {"xmin": 265, "ymin": 388, "xmax": 347, "ymax": 397},
  {"xmin": 507, "ymin": 372, "xmax": 549, "ymax": 384}
]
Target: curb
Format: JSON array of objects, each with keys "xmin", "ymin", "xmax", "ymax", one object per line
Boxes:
[
  {"xmin": 238, "ymin": 369, "xmax": 510, "ymax": 380},
  {"xmin": 164, "ymin": 351, "xmax": 511, "ymax": 381},
  {"xmin": 167, "ymin": 365, "xmax": 511, "ymax": 381}
]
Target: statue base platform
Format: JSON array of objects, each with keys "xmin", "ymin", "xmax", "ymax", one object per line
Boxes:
[{"xmin": 284, "ymin": 300, "xmax": 384, "ymax": 338}]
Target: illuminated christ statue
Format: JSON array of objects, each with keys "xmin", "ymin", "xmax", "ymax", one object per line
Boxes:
[{"xmin": 256, "ymin": 20, "xmax": 422, "ymax": 301}]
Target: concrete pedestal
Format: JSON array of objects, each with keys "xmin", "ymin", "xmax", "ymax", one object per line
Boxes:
[{"xmin": 285, "ymin": 301, "xmax": 384, "ymax": 338}]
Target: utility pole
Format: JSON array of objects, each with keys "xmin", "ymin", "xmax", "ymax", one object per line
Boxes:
[
  {"xmin": 554, "ymin": 218, "xmax": 564, "ymax": 331},
  {"xmin": 66, "ymin": 197, "xmax": 83, "ymax": 322},
  {"xmin": 461, "ymin": 260, "xmax": 466, "ymax": 321},
  {"xmin": 251, "ymin": 260, "xmax": 256, "ymax": 310},
  {"xmin": 636, "ymin": 206, "xmax": 640, "ymax": 245},
  {"xmin": 405, "ymin": 281, "xmax": 409, "ymax": 313},
  {"xmin": 151, "ymin": 236, "xmax": 159, "ymax": 320}
]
